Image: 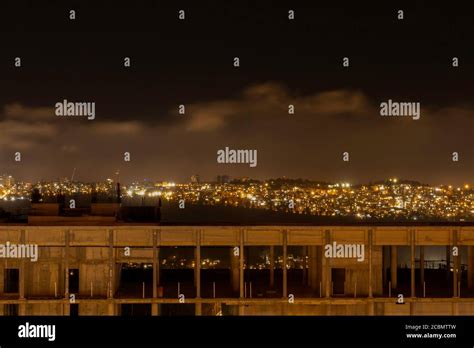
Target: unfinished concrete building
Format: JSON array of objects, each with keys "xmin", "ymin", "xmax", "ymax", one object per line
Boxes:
[{"xmin": 2, "ymin": 216, "xmax": 474, "ymax": 316}]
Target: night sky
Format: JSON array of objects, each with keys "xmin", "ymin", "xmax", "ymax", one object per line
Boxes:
[{"xmin": 0, "ymin": 0, "xmax": 473, "ymax": 185}]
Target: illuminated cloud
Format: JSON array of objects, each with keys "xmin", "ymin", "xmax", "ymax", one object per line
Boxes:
[
  {"xmin": 184, "ymin": 83, "xmax": 374, "ymax": 132},
  {"xmin": 0, "ymin": 86, "xmax": 473, "ymax": 184},
  {"xmin": 3, "ymin": 103, "xmax": 54, "ymax": 122}
]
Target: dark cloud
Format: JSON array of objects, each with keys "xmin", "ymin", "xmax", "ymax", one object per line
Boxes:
[{"xmin": 1, "ymin": 83, "xmax": 473, "ymax": 185}]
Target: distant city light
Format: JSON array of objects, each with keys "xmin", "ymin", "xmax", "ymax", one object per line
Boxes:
[{"xmin": 0, "ymin": 175, "xmax": 472, "ymax": 221}]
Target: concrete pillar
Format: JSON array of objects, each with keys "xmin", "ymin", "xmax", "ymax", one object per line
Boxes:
[
  {"xmin": 468, "ymin": 246, "xmax": 474, "ymax": 290},
  {"xmin": 324, "ymin": 230, "xmax": 331, "ymax": 297},
  {"xmin": 308, "ymin": 246, "xmax": 324, "ymax": 296},
  {"xmin": 308, "ymin": 246, "xmax": 315, "ymax": 289},
  {"xmin": 446, "ymin": 245, "xmax": 451, "ymax": 281},
  {"xmin": 64, "ymin": 229, "xmax": 70, "ymax": 315},
  {"xmin": 108, "ymin": 230, "xmax": 114, "ymax": 299},
  {"xmin": 368, "ymin": 229, "xmax": 373, "ymax": 298},
  {"xmin": 302, "ymin": 246, "xmax": 308, "ymax": 285},
  {"xmin": 195, "ymin": 230, "xmax": 201, "ymax": 298},
  {"xmin": 410, "ymin": 230, "xmax": 415, "ymax": 298},
  {"xmin": 390, "ymin": 246, "xmax": 397, "ymax": 290},
  {"xmin": 239, "ymin": 229, "xmax": 245, "ymax": 315},
  {"xmin": 269, "ymin": 246, "xmax": 275, "ymax": 288},
  {"xmin": 195, "ymin": 229, "xmax": 202, "ymax": 316},
  {"xmin": 18, "ymin": 300, "xmax": 26, "ymax": 316},
  {"xmin": 282, "ymin": 230, "xmax": 288, "ymax": 297},
  {"xmin": 63, "ymin": 300, "xmax": 70, "ymax": 315},
  {"xmin": 453, "ymin": 230, "xmax": 459, "ymax": 298},
  {"xmin": 19, "ymin": 230, "xmax": 25, "ymax": 300},
  {"xmin": 153, "ymin": 230, "xmax": 161, "ymax": 298},
  {"xmin": 18, "ymin": 230, "xmax": 26, "ymax": 316},
  {"xmin": 238, "ymin": 304, "xmax": 245, "ymax": 316},
  {"xmin": 419, "ymin": 246, "xmax": 425, "ymax": 286},
  {"xmin": 152, "ymin": 304, "xmax": 159, "ymax": 316},
  {"xmin": 230, "ymin": 247, "xmax": 239, "ymax": 293},
  {"xmin": 152, "ymin": 229, "xmax": 160, "ymax": 316},
  {"xmin": 107, "ymin": 301, "xmax": 116, "ymax": 316},
  {"xmin": 239, "ymin": 229, "xmax": 244, "ymax": 298},
  {"xmin": 316, "ymin": 246, "xmax": 322, "ymax": 294},
  {"xmin": 382, "ymin": 246, "xmax": 387, "ymax": 287},
  {"xmin": 195, "ymin": 302, "xmax": 202, "ymax": 316}
]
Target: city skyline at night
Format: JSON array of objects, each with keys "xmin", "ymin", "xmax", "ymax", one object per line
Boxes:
[{"xmin": 1, "ymin": 174, "xmax": 474, "ymax": 222}]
